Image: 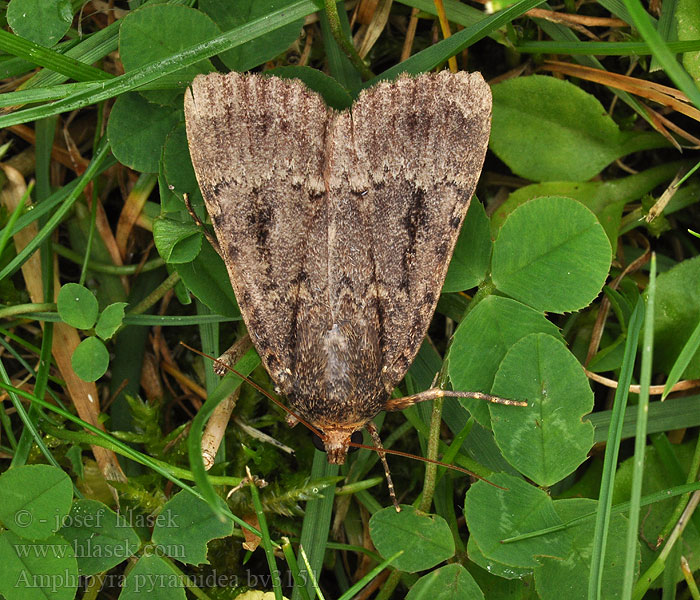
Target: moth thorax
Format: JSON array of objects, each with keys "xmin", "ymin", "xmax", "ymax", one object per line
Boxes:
[{"xmin": 323, "ymin": 429, "xmax": 353, "ymax": 464}]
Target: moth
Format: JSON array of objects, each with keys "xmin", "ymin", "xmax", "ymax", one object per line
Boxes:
[{"xmin": 184, "ymin": 71, "xmax": 523, "ymax": 507}]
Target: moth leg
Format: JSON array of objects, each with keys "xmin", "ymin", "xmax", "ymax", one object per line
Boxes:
[
  {"xmin": 183, "ymin": 192, "xmax": 223, "ymax": 258},
  {"xmin": 366, "ymin": 422, "xmax": 401, "ymax": 512},
  {"xmin": 212, "ymin": 333, "xmax": 252, "ymax": 377},
  {"xmin": 384, "ymin": 388, "xmax": 527, "ymax": 412}
]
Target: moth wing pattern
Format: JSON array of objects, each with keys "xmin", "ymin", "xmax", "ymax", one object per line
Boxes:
[
  {"xmin": 184, "ymin": 73, "xmax": 330, "ymax": 394},
  {"xmin": 349, "ymin": 72, "xmax": 492, "ymax": 393},
  {"xmin": 184, "ymin": 71, "xmax": 492, "ymax": 443}
]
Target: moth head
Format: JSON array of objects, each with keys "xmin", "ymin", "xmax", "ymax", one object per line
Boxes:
[{"xmin": 315, "ymin": 428, "xmax": 363, "ymax": 464}]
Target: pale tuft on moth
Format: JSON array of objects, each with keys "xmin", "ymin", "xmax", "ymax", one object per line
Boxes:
[{"xmin": 183, "ymin": 70, "xmax": 525, "ymax": 510}]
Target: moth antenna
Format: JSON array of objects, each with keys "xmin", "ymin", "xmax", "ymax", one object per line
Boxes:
[
  {"xmin": 384, "ymin": 388, "xmax": 527, "ymax": 412},
  {"xmin": 183, "ymin": 193, "xmax": 223, "ymax": 258},
  {"xmin": 181, "ymin": 342, "xmax": 511, "ymax": 501},
  {"xmin": 179, "ymin": 342, "xmax": 324, "ymax": 439},
  {"xmin": 365, "ymin": 422, "xmax": 401, "ymax": 512},
  {"xmin": 348, "ymin": 439, "xmax": 509, "ymax": 491}
]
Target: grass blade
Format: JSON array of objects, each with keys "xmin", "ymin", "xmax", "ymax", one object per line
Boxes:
[
  {"xmin": 623, "ymin": 253, "xmax": 657, "ymax": 597},
  {"xmin": 373, "ymin": 0, "xmax": 545, "ymax": 83},
  {"xmin": 299, "ymin": 544, "xmax": 326, "ymax": 600},
  {"xmin": 588, "ymin": 297, "xmax": 644, "ymax": 600},
  {"xmin": 515, "ymin": 39, "xmax": 700, "ymax": 55},
  {"xmin": 621, "ymin": 0, "xmax": 700, "ymax": 109},
  {"xmin": 281, "ymin": 537, "xmax": 312, "ymax": 600},
  {"xmin": 662, "ymin": 318, "xmax": 700, "ymax": 399},
  {"xmin": 0, "ymin": 138, "xmax": 112, "ymax": 281},
  {"xmin": 292, "ymin": 451, "xmax": 338, "ymax": 600},
  {"xmin": 249, "ymin": 469, "xmax": 284, "ymax": 600},
  {"xmin": 337, "ymin": 551, "xmax": 403, "ymax": 600},
  {"xmin": 0, "ymin": 28, "xmax": 112, "ymax": 82},
  {"xmin": 0, "ymin": 1, "xmax": 321, "ymax": 128}
]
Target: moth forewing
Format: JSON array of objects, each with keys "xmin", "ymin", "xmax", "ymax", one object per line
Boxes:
[{"xmin": 184, "ymin": 70, "xmax": 519, "ymax": 507}]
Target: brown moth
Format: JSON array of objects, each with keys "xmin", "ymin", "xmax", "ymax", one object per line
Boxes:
[{"xmin": 184, "ymin": 71, "xmax": 519, "ymax": 504}]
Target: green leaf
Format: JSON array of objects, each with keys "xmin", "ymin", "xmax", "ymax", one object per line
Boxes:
[
  {"xmin": 119, "ymin": 4, "xmax": 218, "ymax": 104},
  {"xmin": 59, "ymin": 499, "xmax": 140, "ymax": 575},
  {"xmin": 65, "ymin": 445, "xmax": 84, "ymax": 479},
  {"xmin": 587, "ymin": 283, "xmax": 640, "ymax": 373},
  {"xmin": 447, "ymin": 295, "xmax": 562, "ymax": 427},
  {"xmin": 494, "ymin": 181, "xmax": 627, "ymax": 248},
  {"xmin": 464, "ymin": 473, "xmax": 568, "ymax": 568},
  {"xmin": 371, "ymin": 0, "xmax": 543, "ymax": 84},
  {"xmin": 57, "ymin": 282, "xmax": 99, "ymax": 330},
  {"xmin": 107, "ymin": 93, "xmax": 180, "ymax": 173},
  {"xmin": 466, "ymin": 535, "xmax": 532, "ymax": 580},
  {"xmin": 603, "ymin": 284, "xmax": 635, "ymax": 335},
  {"xmin": 0, "ymin": 464, "xmax": 73, "ymax": 540},
  {"xmin": 490, "ymin": 162, "xmax": 684, "ymax": 247},
  {"xmin": 470, "ymin": 562, "xmax": 533, "ymax": 598},
  {"xmin": 406, "ymin": 564, "xmax": 484, "ymax": 600},
  {"xmin": 613, "ymin": 442, "xmax": 700, "ymax": 580},
  {"xmin": 175, "ymin": 241, "xmax": 240, "ymax": 318},
  {"xmin": 492, "ymin": 196, "xmax": 612, "ymax": 313},
  {"xmin": 71, "ymin": 336, "xmax": 110, "ymax": 382},
  {"xmin": 443, "ymin": 199, "xmax": 492, "ymax": 292},
  {"xmin": 201, "ymin": 0, "xmax": 306, "ymax": 73},
  {"xmin": 162, "ymin": 123, "xmax": 202, "ymax": 209},
  {"xmin": 7, "ymin": 0, "xmax": 72, "ymax": 47},
  {"xmin": 153, "ymin": 216, "xmax": 203, "ymax": 264},
  {"xmin": 0, "ymin": 531, "xmax": 78, "ymax": 600},
  {"xmin": 534, "ymin": 498, "xmax": 638, "ymax": 600},
  {"xmin": 266, "ymin": 65, "xmax": 354, "ymax": 110},
  {"xmin": 0, "ymin": 2, "xmax": 322, "ymax": 129},
  {"xmin": 676, "ymin": 0, "xmax": 700, "ymax": 84},
  {"xmin": 95, "ymin": 302, "xmax": 128, "ymax": 341},
  {"xmin": 491, "ymin": 333, "xmax": 595, "ymax": 486},
  {"xmin": 490, "ymin": 75, "xmax": 666, "ymax": 182},
  {"xmin": 664, "ymin": 318, "xmax": 700, "ymax": 399},
  {"xmin": 587, "ymin": 335, "xmax": 626, "ymax": 373},
  {"xmin": 491, "ymin": 162, "xmax": 697, "ymax": 248},
  {"xmin": 120, "ymin": 553, "xmax": 186, "ymax": 599},
  {"xmin": 151, "ymin": 490, "xmax": 234, "ymax": 566},
  {"xmin": 652, "ymin": 255, "xmax": 700, "ymax": 378},
  {"xmin": 369, "ymin": 505, "xmax": 455, "ymax": 573}
]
